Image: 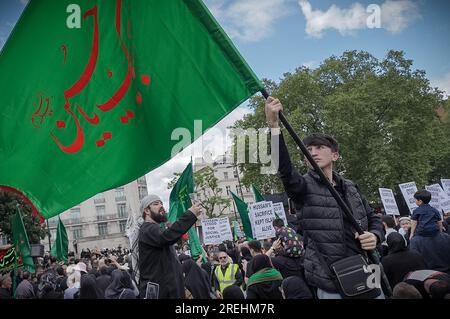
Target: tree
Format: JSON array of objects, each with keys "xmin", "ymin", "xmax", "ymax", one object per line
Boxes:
[
  {"xmin": 0, "ymin": 190, "xmax": 47, "ymax": 244},
  {"xmin": 232, "ymin": 50, "xmax": 448, "ymax": 203},
  {"xmin": 168, "ymin": 166, "xmax": 231, "ymax": 219}
]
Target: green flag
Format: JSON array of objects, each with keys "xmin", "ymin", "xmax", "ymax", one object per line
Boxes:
[
  {"xmin": 251, "ymin": 184, "xmax": 265, "ymax": 202},
  {"xmin": 168, "ymin": 162, "xmax": 202, "ymax": 258},
  {"xmin": 231, "ymin": 191, "xmax": 253, "ymax": 240},
  {"xmin": 0, "ymin": 0, "xmax": 264, "ymax": 220},
  {"xmin": 12, "ymin": 208, "xmax": 35, "ymax": 273},
  {"xmin": 50, "ymin": 217, "xmax": 69, "ymax": 263}
]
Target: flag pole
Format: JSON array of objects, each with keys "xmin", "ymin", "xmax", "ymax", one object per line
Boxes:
[
  {"xmin": 46, "ymin": 219, "xmax": 52, "ymax": 252},
  {"xmin": 260, "ymin": 89, "xmax": 392, "ymax": 297}
]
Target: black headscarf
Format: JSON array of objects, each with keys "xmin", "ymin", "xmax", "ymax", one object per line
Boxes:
[
  {"xmin": 240, "ymin": 247, "xmax": 252, "ymax": 262},
  {"xmin": 104, "ymin": 269, "xmax": 136, "ymax": 299},
  {"xmin": 79, "ymin": 274, "xmax": 102, "ymax": 299},
  {"xmin": 223, "ymin": 285, "xmax": 245, "ymax": 299},
  {"xmin": 387, "ymin": 232, "xmax": 407, "ymax": 254},
  {"xmin": 281, "ymin": 276, "xmax": 313, "ymax": 299},
  {"xmin": 182, "ymin": 259, "xmax": 212, "ymax": 299},
  {"xmin": 252, "ymin": 254, "xmax": 272, "ymax": 273}
]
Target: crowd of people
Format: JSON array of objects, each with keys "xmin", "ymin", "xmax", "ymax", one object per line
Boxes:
[{"xmin": 1, "ymin": 96, "xmax": 450, "ymax": 300}]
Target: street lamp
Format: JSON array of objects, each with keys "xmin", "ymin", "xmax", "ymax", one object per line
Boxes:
[{"xmin": 224, "ymin": 164, "xmax": 244, "ymax": 200}]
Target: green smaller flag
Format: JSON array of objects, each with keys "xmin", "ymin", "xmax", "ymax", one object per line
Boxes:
[
  {"xmin": 168, "ymin": 161, "xmax": 205, "ymax": 261},
  {"xmin": 12, "ymin": 207, "xmax": 35, "ymax": 273},
  {"xmin": 50, "ymin": 217, "xmax": 68, "ymax": 263},
  {"xmin": 231, "ymin": 191, "xmax": 253, "ymax": 240},
  {"xmin": 251, "ymin": 184, "xmax": 265, "ymax": 202}
]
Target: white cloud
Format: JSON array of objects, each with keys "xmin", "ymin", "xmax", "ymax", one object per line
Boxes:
[
  {"xmin": 302, "ymin": 60, "xmax": 318, "ymax": 69},
  {"xmin": 205, "ymin": 0, "xmax": 290, "ymax": 42},
  {"xmin": 145, "ymin": 106, "xmax": 252, "ymax": 205},
  {"xmin": 431, "ymin": 72, "xmax": 450, "ymax": 98},
  {"xmin": 298, "ymin": 0, "xmax": 420, "ymax": 38}
]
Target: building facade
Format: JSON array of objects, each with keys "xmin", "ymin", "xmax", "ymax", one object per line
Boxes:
[{"xmin": 43, "ymin": 176, "xmax": 148, "ymax": 253}]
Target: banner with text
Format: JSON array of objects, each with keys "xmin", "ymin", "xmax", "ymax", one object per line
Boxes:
[
  {"xmin": 248, "ymin": 201, "xmax": 276, "ymax": 240},
  {"xmin": 441, "ymin": 179, "xmax": 450, "ymax": 198},
  {"xmin": 426, "ymin": 184, "xmax": 450, "ymax": 215},
  {"xmin": 399, "ymin": 182, "xmax": 418, "ymax": 215},
  {"xmin": 379, "ymin": 188, "xmax": 400, "ymax": 215},
  {"xmin": 201, "ymin": 217, "xmax": 233, "ymax": 245},
  {"xmin": 272, "ymin": 202, "xmax": 289, "ymax": 225}
]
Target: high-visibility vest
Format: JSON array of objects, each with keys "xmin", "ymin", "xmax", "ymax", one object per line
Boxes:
[{"xmin": 215, "ymin": 263, "xmax": 238, "ymax": 293}]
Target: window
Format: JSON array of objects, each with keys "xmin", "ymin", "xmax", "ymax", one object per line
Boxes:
[
  {"xmin": 70, "ymin": 208, "xmax": 81, "ymax": 223},
  {"xmin": 226, "ymin": 186, "xmax": 231, "ymax": 195},
  {"xmin": 137, "ymin": 176, "xmax": 147, "ymax": 185},
  {"xmin": 223, "ymin": 172, "xmax": 229, "ymax": 180},
  {"xmin": 98, "ymin": 223, "xmax": 108, "ymax": 236},
  {"xmin": 138, "ymin": 186, "xmax": 148, "ymax": 200},
  {"xmin": 48, "ymin": 216, "xmax": 58, "ymax": 227},
  {"xmin": 117, "ymin": 203, "xmax": 127, "ymax": 218},
  {"xmin": 94, "ymin": 192, "xmax": 105, "ymax": 204},
  {"xmin": 50, "ymin": 230, "xmax": 57, "ymax": 242},
  {"xmin": 0, "ymin": 235, "xmax": 8, "ymax": 245},
  {"xmin": 119, "ymin": 220, "xmax": 127, "ymax": 233},
  {"xmin": 72, "ymin": 226, "xmax": 82, "ymax": 239},
  {"xmin": 96, "ymin": 205, "xmax": 106, "ymax": 221},
  {"xmin": 115, "ymin": 187, "xmax": 126, "ymax": 201}
]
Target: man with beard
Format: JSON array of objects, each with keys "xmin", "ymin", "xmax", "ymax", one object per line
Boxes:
[{"xmin": 138, "ymin": 194, "xmax": 202, "ymax": 298}]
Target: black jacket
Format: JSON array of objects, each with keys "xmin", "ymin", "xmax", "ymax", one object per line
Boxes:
[
  {"xmin": 138, "ymin": 210, "xmax": 197, "ymax": 298},
  {"xmin": 277, "ymin": 133, "xmax": 384, "ymax": 292},
  {"xmin": 381, "ymin": 232, "xmax": 427, "ymax": 288},
  {"xmin": 246, "ymin": 280, "xmax": 283, "ymax": 299}
]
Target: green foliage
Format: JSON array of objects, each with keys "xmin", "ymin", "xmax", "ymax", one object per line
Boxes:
[
  {"xmin": 0, "ymin": 190, "xmax": 47, "ymax": 244},
  {"xmin": 233, "ymin": 50, "xmax": 449, "ymax": 204}
]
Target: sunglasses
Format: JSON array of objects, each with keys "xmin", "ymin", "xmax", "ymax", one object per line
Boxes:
[{"xmin": 218, "ymin": 256, "xmax": 227, "ymax": 260}]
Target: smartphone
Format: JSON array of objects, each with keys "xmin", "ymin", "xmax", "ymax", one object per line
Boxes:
[{"xmin": 145, "ymin": 282, "xmax": 160, "ymax": 299}]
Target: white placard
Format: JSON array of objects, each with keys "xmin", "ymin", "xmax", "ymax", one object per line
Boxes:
[
  {"xmin": 441, "ymin": 179, "xmax": 450, "ymax": 198},
  {"xmin": 248, "ymin": 201, "xmax": 276, "ymax": 240},
  {"xmin": 272, "ymin": 202, "xmax": 289, "ymax": 226},
  {"xmin": 378, "ymin": 188, "xmax": 400, "ymax": 216},
  {"xmin": 426, "ymin": 184, "xmax": 450, "ymax": 215},
  {"xmin": 201, "ymin": 217, "xmax": 232, "ymax": 245},
  {"xmin": 399, "ymin": 182, "xmax": 418, "ymax": 215}
]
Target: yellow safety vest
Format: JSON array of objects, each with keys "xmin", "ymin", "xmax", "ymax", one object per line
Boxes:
[{"xmin": 215, "ymin": 263, "xmax": 238, "ymax": 293}]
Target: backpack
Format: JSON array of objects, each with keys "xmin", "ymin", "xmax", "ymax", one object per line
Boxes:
[{"xmin": 276, "ymin": 226, "xmax": 304, "ymax": 258}]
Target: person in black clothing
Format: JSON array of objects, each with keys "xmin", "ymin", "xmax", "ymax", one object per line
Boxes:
[
  {"xmin": 381, "ymin": 232, "xmax": 427, "ymax": 288},
  {"xmin": 181, "ymin": 259, "xmax": 212, "ymax": 299},
  {"xmin": 281, "ymin": 276, "xmax": 313, "ymax": 299},
  {"xmin": 245, "ymin": 240, "xmax": 264, "ymax": 279},
  {"xmin": 246, "ymin": 254, "xmax": 283, "ymax": 299},
  {"xmin": 138, "ymin": 194, "xmax": 202, "ymax": 299},
  {"xmin": 265, "ymin": 97, "xmax": 385, "ymax": 299}
]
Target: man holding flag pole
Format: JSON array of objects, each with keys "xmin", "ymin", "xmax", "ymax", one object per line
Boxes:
[{"xmin": 138, "ymin": 193, "xmax": 202, "ymax": 299}]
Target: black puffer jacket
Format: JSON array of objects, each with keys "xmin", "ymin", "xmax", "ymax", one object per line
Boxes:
[{"xmin": 277, "ymin": 133, "xmax": 384, "ymax": 292}]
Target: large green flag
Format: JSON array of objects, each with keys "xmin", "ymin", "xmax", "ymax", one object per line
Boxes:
[
  {"xmin": 50, "ymin": 217, "xmax": 69, "ymax": 263},
  {"xmin": 231, "ymin": 191, "xmax": 253, "ymax": 240},
  {"xmin": 12, "ymin": 208, "xmax": 35, "ymax": 273},
  {"xmin": 251, "ymin": 184, "xmax": 265, "ymax": 202},
  {"xmin": 168, "ymin": 162, "xmax": 202, "ymax": 259},
  {"xmin": 0, "ymin": 0, "xmax": 264, "ymax": 220}
]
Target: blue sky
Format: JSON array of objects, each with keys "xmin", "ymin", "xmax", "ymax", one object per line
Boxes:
[{"xmin": 1, "ymin": 0, "xmax": 449, "ymax": 204}]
